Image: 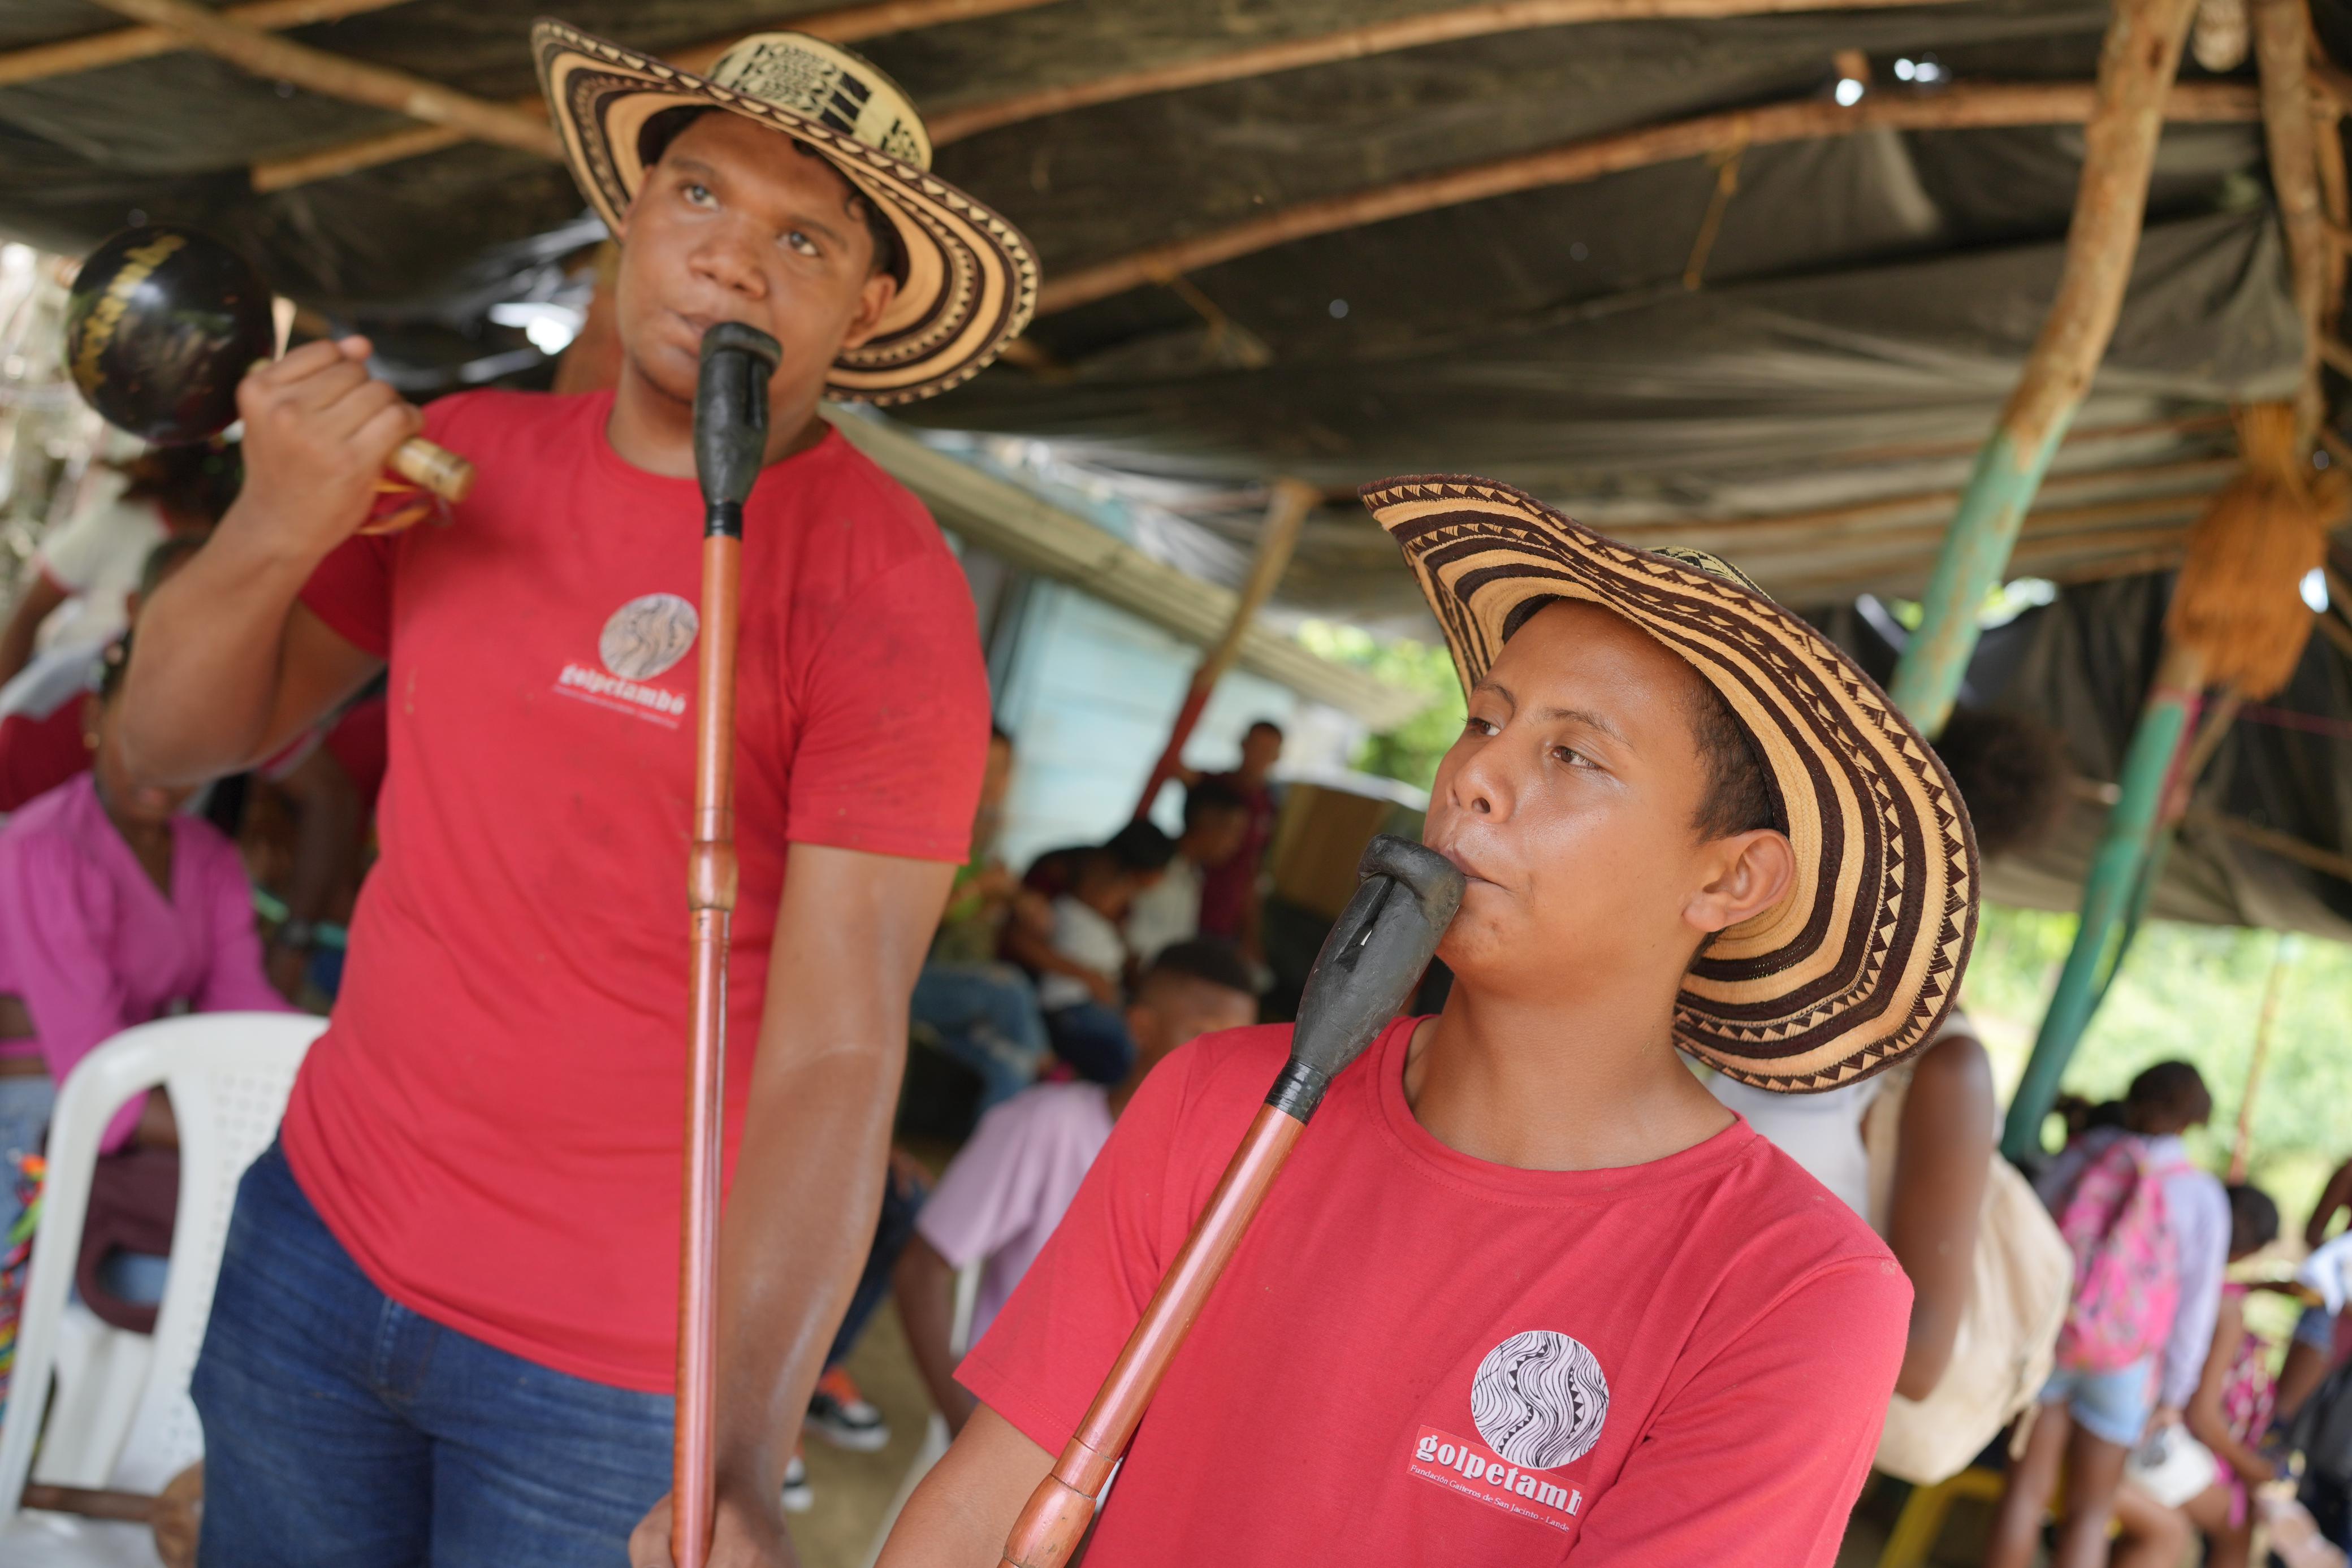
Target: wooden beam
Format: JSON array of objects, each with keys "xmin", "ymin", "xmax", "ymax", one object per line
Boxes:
[
  {"xmin": 923, "ymin": 0, "xmax": 1971, "ymax": 145},
  {"xmin": 2188, "ymin": 802, "xmax": 2352, "ymax": 883},
  {"xmin": 83, "ymin": 0, "xmax": 559, "ymax": 158},
  {"xmin": 1036, "ymin": 79, "xmax": 2257, "ymax": 315},
  {"xmin": 1601, "ymin": 456, "xmax": 2232, "ymax": 552},
  {"xmin": 0, "ymin": 0, "xmax": 405, "ymax": 89},
  {"xmin": 250, "ymin": 0, "xmax": 1063, "ymax": 190},
  {"xmin": 2255, "ymin": 0, "xmax": 2331, "ymax": 438}
]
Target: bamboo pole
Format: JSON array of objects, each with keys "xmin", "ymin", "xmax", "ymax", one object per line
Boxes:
[
  {"xmin": 2001, "ymin": 639, "xmax": 2208, "ymax": 1160},
  {"xmin": 0, "ymin": 0, "xmax": 404, "ymax": 88},
  {"xmin": 1132, "ymin": 479, "xmax": 1317, "ymax": 821},
  {"xmin": 248, "ymin": 0, "xmax": 1065, "ymax": 190},
  {"xmin": 1039, "ymin": 77, "xmax": 2250, "ymax": 317},
  {"xmin": 2187, "ymin": 801, "xmax": 2352, "ymax": 881},
  {"xmin": 2228, "ymin": 934, "xmax": 2292, "ymax": 1182},
  {"xmin": 925, "ymin": 0, "xmax": 1969, "ymax": 144},
  {"xmin": 1887, "ymin": 0, "xmax": 2203, "ymax": 739},
  {"xmin": 80, "ymin": 0, "xmax": 560, "ymax": 159},
  {"xmin": 2254, "ymin": 0, "xmax": 2331, "ymax": 439}
]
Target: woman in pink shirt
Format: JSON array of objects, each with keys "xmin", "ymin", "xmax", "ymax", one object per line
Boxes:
[{"xmin": 0, "ymin": 639, "xmax": 290, "ymax": 1238}]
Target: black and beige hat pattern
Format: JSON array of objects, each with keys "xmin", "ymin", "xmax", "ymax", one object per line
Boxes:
[
  {"xmin": 534, "ymin": 19, "xmax": 1037, "ymax": 405},
  {"xmin": 1363, "ymin": 475, "xmax": 1978, "ymax": 1093}
]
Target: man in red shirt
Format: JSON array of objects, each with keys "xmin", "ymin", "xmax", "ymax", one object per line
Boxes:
[
  {"xmin": 881, "ymin": 486, "xmax": 1979, "ymax": 1566},
  {"xmin": 118, "ymin": 23, "xmax": 1033, "ymax": 1568},
  {"xmin": 1190, "ymin": 718, "xmax": 1281, "ymax": 963}
]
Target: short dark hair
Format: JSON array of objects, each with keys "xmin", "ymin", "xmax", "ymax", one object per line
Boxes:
[
  {"xmin": 1104, "ymin": 821, "xmax": 1177, "ymax": 875},
  {"xmin": 1502, "ymin": 594, "xmax": 1776, "ymax": 842},
  {"xmin": 1246, "ymin": 720, "xmax": 1285, "ymax": 741},
  {"xmin": 1139, "ymin": 938, "xmax": 1258, "ymax": 1001},
  {"xmin": 1934, "ymin": 706, "xmax": 2070, "ymax": 860},
  {"xmin": 1686, "ymin": 681, "xmax": 1778, "ymax": 841},
  {"xmin": 637, "ymin": 107, "xmax": 901, "ymax": 280},
  {"xmin": 2125, "ymin": 1060, "xmax": 2213, "ymax": 1130},
  {"xmin": 1183, "ymin": 778, "xmax": 1248, "ymax": 830},
  {"xmin": 2226, "ymin": 1183, "xmax": 2281, "ymax": 1256}
]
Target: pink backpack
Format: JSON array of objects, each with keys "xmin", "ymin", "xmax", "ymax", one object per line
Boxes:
[{"xmin": 2052, "ymin": 1134, "xmax": 2182, "ymax": 1373}]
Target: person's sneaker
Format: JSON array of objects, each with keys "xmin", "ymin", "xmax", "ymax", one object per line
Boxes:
[
  {"xmin": 780, "ymin": 1450, "xmax": 814, "ymax": 1514},
  {"xmin": 806, "ymin": 1366, "xmax": 891, "ymax": 1452}
]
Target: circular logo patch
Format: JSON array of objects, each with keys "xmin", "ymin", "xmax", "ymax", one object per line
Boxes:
[
  {"xmin": 599, "ymin": 593, "xmax": 699, "ymax": 681},
  {"xmin": 1470, "ymin": 1330, "xmax": 1610, "ymax": 1470}
]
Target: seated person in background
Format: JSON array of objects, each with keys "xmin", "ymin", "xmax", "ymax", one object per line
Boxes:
[
  {"xmin": 1986, "ymin": 1060, "xmax": 2230, "ymax": 1568},
  {"xmin": 0, "ymin": 535, "xmax": 205, "ymax": 815},
  {"xmin": 1710, "ymin": 704, "xmax": 2068, "ymax": 1403},
  {"xmin": 0, "ymin": 444, "xmax": 235, "ymax": 688},
  {"xmin": 2110, "ymin": 1183, "xmax": 2283, "ymax": 1568},
  {"xmin": 915, "ymin": 727, "xmax": 1050, "ymax": 1112},
  {"xmin": 1125, "ymin": 779, "xmax": 1250, "ymax": 970},
  {"xmin": 2278, "ymin": 1153, "xmax": 2352, "ymax": 1422},
  {"xmin": 1031, "ymin": 844, "xmax": 1162, "ymax": 1083},
  {"xmin": 896, "ymin": 940, "xmax": 1258, "ymax": 1436},
  {"xmin": 0, "ymin": 634, "xmax": 294, "ymax": 1241}
]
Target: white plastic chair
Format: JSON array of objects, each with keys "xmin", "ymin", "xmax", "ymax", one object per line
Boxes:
[
  {"xmin": 860, "ymin": 1259, "xmax": 981, "ymax": 1568},
  {"xmin": 0, "ymin": 1012, "xmax": 325, "ymax": 1563}
]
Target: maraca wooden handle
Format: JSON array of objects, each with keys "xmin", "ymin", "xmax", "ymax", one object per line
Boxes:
[{"xmin": 391, "ymin": 436, "xmax": 475, "ymax": 503}]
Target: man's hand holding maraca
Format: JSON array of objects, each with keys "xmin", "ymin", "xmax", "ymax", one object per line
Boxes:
[{"xmin": 233, "ymin": 336, "xmax": 429, "ymax": 557}]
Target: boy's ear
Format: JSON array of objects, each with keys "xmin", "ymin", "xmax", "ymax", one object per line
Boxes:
[
  {"xmin": 837, "ymin": 272, "xmax": 898, "ymax": 353},
  {"xmin": 1684, "ymin": 828, "xmax": 1795, "ymax": 938}
]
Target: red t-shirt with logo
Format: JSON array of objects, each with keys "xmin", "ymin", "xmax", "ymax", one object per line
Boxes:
[
  {"xmin": 959, "ymin": 1019, "xmax": 1909, "ymax": 1566},
  {"xmin": 282, "ymin": 389, "xmax": 989, "ymax": 1391}
]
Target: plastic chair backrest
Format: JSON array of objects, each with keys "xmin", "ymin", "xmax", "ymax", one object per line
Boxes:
[{"xmin": 0, "ymin": 1012, "xmax": 325, "ymax": 1511}]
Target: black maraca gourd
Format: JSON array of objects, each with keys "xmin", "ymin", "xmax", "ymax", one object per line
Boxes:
[{"xmin": 63, "ymin": 223, "xmax": 474, "ymax": 505}]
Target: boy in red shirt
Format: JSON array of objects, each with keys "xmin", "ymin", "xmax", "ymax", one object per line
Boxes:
[
  {"xmin": 881, "ymin": 482, "xmax": 1978, "ymax": 1566},
  {"xmin": 117, "ymin": 22, "xmax": 1034, "ymax": 1568}
]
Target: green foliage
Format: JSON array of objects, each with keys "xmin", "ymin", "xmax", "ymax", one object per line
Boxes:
[
  {"xmin": 1298, "ymin": 621, "xmax": 1467, "ymax": 789},
  {"xmin": 1965, "ymin": 905, "xmax": 2352, "ymax": 1223}
]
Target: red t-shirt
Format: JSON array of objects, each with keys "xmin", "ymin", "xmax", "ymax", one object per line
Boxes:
[
  {"xmin": 959, "ymin": 1019, "xmax": 1909, "ymax": 1566},
  {"xmin": 282, "ymin": 390, "xmax": 989, "ymax": 1390}
]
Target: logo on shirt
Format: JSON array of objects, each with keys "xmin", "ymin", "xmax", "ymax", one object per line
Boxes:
[
  {"xmin": 1404, "ymin": 1331, "xmax": 1609, "ymax": 1532},
  {"xmin": 550, "ymin": 593, "xmax": 698, "ymax": 728},
  {"xmin": 1472, "ymin": 1329, "xmax": 1610, "ymax": 1467},
  {"xmin": 599, "ymin": 593, "xmax": 699, "ymax": 681}
]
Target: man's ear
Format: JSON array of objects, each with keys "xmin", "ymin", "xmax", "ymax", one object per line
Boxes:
[
  {"xmin": 1124, "ymin": 999, "xmax": 1158, "ymax": 1054},
  {"xmin": 1684, "ymin": 829, "xmax": 1795, "ymax": 938},
  {"xmin": 838, "ymin": 272, "xmax": 898, "ymax": 352}
]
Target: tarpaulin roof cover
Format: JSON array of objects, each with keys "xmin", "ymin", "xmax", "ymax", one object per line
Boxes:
[{"xmin": 0, "ymin": 0, "xmax": 2347, "ymax": 932}]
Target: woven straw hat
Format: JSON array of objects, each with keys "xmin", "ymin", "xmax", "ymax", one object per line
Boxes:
[
  {"xmin": 1363, "ymin": 474, "xmax": 1978, "ymax": 1093},
  {"xmin": 534, "ymin": 19, "xmax": 1037, "ymax": 405}
]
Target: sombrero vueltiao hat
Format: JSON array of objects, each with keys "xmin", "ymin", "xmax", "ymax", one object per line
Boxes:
[
  {"xmin": 533, "ymin": 19, "xmax": 1037, "ymax": 405},
  {"xmin": 1363, "ymin": 475, "xmax": 1978, "ymax": 1093}
]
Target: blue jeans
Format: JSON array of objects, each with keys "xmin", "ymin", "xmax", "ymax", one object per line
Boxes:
[
  {"xmin": 2038, "ymin": 1357, "xmax": 2156, "ymax": 1448},
  {"xmin": 192, "ymin": 1143, "xmax": 674, "ymax": 1566},
  {"xmin": 911, "ymin": 961, "xmax": 1048, "ymax": 1111}
]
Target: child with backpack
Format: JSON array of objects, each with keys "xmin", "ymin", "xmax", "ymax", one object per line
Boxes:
[{"xmin": 1983, "ymin": 1061, "xmax": 2231, "ymax": 1568}]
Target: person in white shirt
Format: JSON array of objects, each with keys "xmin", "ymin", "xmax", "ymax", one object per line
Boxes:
[
  {"xmin": 0, "ymin": 447, "xmax": 234, "ymax": 686},
  {"xmin": 1037, "ymin": 848, "xmax": 1156, "ymax": 1084},
  {"xmin": 1125, "ymin": 779, "xmax": 1251, "ymax": 968}
]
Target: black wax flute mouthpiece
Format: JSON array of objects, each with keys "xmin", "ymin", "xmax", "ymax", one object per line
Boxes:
[
  {"xmin": 1266, "ymin": 835, "xmax": 1465, "ymax": 1121},
  {"xmin": 694, "ymin": 322, "xmax": 781, "ymax": 535}
]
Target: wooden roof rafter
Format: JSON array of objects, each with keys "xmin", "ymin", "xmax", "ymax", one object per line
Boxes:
[
  {"xmin": 248, "ymin": 0, "xmax": 1066, "ymax": 190},
  {"xmin": 246, "ymin": 0, "xmax": 1973, "ymax": 190},
  {"xmin": 0, "ymin": 0, "xmax": 407, "ymax": 89},
  {"xmin": 1035, "ymin": 78, "xmax": 2263, "ymax": 315}
]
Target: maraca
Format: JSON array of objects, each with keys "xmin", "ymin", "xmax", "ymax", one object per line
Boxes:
[{"xmin": 64, "ymin": 224, "xmax": 475, "ymax": 510}]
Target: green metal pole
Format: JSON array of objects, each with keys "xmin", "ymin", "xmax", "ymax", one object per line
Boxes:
[
  {"xmin": 2000, "ymin": 646, "xmax": 2207, "ymax": 1160},
  {"xmin": 1885, "ymin": 0, "xmax": 2199, "ymax": 736}
]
